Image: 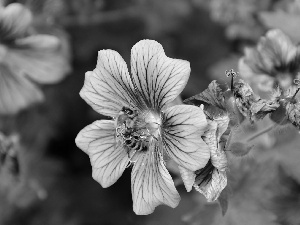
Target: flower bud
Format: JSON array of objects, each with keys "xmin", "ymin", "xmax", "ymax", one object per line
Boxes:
[{"xmin": 269, "ymin": 99, "xmax": 289, "ymax": 125}]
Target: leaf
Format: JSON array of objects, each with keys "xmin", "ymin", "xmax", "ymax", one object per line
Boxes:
[{"xmin": 218, "ymin": 187, "xmax": 229, "ymax": 216}]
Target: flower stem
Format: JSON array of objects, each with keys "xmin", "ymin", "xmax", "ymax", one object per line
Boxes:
[{"xmin": 246, "ymin": 124, "xmax": 276, "ymax": 142}]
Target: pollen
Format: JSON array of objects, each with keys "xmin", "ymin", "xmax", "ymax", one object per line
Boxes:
[{"xmin": 145, "ymin": 112, "xmax": 161, "ymax": 137}]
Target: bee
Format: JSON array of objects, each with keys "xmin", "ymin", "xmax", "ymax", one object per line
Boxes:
[
  {"xmin": 116, "ymin": 107, "xmax": 149, "ymax": 156},
  {"xmin": 116, "ymin": 107, "xmax": 138, "ymax": 129},
  {"xmin": 123, "ymin": 132, "xmax": 148, "ymax": 152}
]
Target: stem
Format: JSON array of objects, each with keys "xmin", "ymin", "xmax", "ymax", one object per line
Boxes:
[
  {"xmin": 246, "ymin": 124, "xmax": 277, "ymax": 142},
  {"xmin": 231, "ymin": 75, "xmax": 234, "ymax": 91},
  {"xmin": 292, "ymin": 88, "xmax": 300, "ymax": 100}
]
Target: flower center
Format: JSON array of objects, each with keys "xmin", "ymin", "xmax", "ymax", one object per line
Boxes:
[
  {"xmin": 276, "ymin": 72, "xmax": 293, "ymax": 89},
  {"xmin": 115, "ymin": 107, "xmax": 161, "ymax": 155}
]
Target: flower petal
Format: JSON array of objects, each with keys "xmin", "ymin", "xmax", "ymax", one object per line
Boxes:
[
  {"xmin": 80, "ymin": 50, "xmax": 138, "ymax": 117},
  {"xmin": 202, "ymin": 120, "xmax": 227, "ymax": 171},
  {"xmin": 178, "ymin": 166, "xmax": 195, "ymax": 192},
  {"xmin": 214, "ymin": 115, "xmax": 230, "ymax": 139},
  {"xmin": 194, "ymin": 169, "xmax": 227, "ymax": 202},
  {"xmin": 130, "ymin": 40, "xmax": 190, "ymax": 110},
  {"xmin": 162, "ymin": 105, "xmax": 210, "ymax": 171},
  {"xmin": 4, "ymin": 39, "xmax": 70, "ymax": 84},
  {"xmin": 15, "ymin": 35, "xmax": 60, "ymax": 50},
  {"xmin": 261, "ymin": 29, "xmax": 297, "ymax": 64},
  {"xmin": 0, "ymin": 64, "xmax": 43, "ymax": 114},
  {"xmin": 75, "ymin": 120, "xmax": 129, "ymax": 188},
  {"xmin": 131, "ymin": 142, "xmax": 180, "ymax": 215},
  {"xmin": 0, "ymin": 3, "xmax": 32, "ymax": 40}
]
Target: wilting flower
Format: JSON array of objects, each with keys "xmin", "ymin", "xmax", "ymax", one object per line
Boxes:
[
  {"xmin": 75, "ymin": 40, "xmax": 210, "ymax": 215},
  {"xmin": 0, "ymin": 132, "xmax": 20, "ymax": 193},
  {"xmin": 179, "ymin": 113, "xmax": 229, "ymax": 202},
  {"xmin": 239, "ymin": 29, "xmax": 300, "ymax": 97},
  {"xmin": 0, "ymin": 3, "xmax": 70, "ymax": 114}
]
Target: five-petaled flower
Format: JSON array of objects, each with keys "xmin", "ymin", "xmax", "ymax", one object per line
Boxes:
[
  {"xmin": 75, "ymin": 40, "xmax": 210, "ymax": 215},
  {"xmin": 239, "ymin": 29, "xmax": 300, "ymax": 97},
  {"xmin": 0, "ymin": 3, "xmax": 70, "ymax": 114}
]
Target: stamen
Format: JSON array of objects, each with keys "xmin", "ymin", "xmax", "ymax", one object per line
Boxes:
[{"xmin": 225, "ymin": 69, "xmax": 238, "ymax": 91}]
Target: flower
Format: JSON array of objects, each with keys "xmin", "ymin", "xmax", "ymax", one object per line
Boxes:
[
  {"xmin": 0, "ymin": 3, "xmax": 70, "ymax": 114},
  {"xmin": 178, "ymin": 113, "xmax": 229, "ymax": 202},
  {"xmin": 75, "ymin": 40, "xmax": 210, "ymax": 215},
  {"xmin": 239, "ymin": 29, "xmax": 300, "ymax": 97}
]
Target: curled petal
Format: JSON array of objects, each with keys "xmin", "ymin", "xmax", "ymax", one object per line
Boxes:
[
  {"xmin": 75, "ymin": 120, "xmax": 129, "ymax": 188},
  {"xmin": 0, "ymin": 64, "xmax": 43, "ymax": 114},
  {"xmin": 214, "ymin": 115, "xmax": 230, "ymax": 139},
  {"xmin": 202, "ymin": 120, "xmax": 227, "ymax": 171},
  {"xmin": 80, "ymin": 50, "xmax": 138, "ymax": 117},
  {"xmin": 0, "ymin": 3, "xmax": 32, "ymax": 40},
  {"xmin": 194, "ymin": 169, "xmax": 227, "ymax": 202},
  {"xmin": 131, "ymin": 142, "xmax": 180, "ymax": 215},
  {"xmin": 162, "ymin": 105, "xmax": 210, "ymax": 171},
  {"xmin": 178, "ymin": 166, "xmax": 195, "ymax": 192},
  {"xmin": 131, "ymin": 40, "xmax": 190, "ymax": 110}
]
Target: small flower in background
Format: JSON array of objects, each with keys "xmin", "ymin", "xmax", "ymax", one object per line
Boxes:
[
  {"xmin": 239, "ymin": 29, "xmax": 300, "ymax": 97},
  {"xmin": 0, "ymin": 3, "xmax": 70, "ymax": 115},
  {"xmin": 75, "ymin": 40, "xmax": 210, "ymax": 215}
]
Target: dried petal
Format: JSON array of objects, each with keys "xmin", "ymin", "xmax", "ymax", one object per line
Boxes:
[
  {"xmin": 194, "ymin": 167, "xmax": 227, "ymax": 202},
  {"xmin": 202, "ymin": 120, "xmax": 227, "ymax": 171},
  {"xmin": 233, "ymin": 79, "xmax": 279, "ymax": 122},
  {"xmin": 286, "ymin": 102, "xmax": 300, "ymax": 129},
  {"xmin": 184, "ymin": 80, "xmax": 226, "ymax": 109}
]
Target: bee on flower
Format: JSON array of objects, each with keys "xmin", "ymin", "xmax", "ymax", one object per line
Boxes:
[
  {"xmin": 239, "ymin": 29, "xmax": 300, "ymax": 97},
  {"xmin": 0, "ymin": 3, "xmax": 70, "ymax": 114},
  {"xmin": 75, "ymin": 40, "xmax": 210, "ymax": 215}
]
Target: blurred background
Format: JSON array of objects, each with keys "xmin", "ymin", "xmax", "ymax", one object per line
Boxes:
[{"xmin": 0, "ymin": 0, "xmax": 300, "ymax": 224}]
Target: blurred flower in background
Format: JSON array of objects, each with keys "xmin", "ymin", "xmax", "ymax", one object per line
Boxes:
[
  {"xmin": 0, "ymin": 2, "xmax": 70, "ymax": 115},
  {"xmin": 239, "ymin": 29, "xmax": 300, "ymax": 97}
]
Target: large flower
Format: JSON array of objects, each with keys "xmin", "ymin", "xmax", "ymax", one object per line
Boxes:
[
  {"xmin": 0, "ymin": 3, "xmax": 70, "ymax": 114},
  {"xmin": 239, "ymin": 29, "xmax": 300, "ymax": 97},
  {"xmin": 75, "ymin": 40, "xmax": 210, "ymax": 215}
]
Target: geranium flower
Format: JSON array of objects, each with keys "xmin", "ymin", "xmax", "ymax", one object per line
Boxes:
[
  {"xmin": 75, "ymin": 40, "xmax": 210, "ymax": 215},
  {"xmin": 0, "ymin": 3, "xmax": 70, "ymax": 114},
  {"xmin": 179, "ymin": 113, "xmax": 229, "ymax": 202},
  {"xmin": 239, "ymin": 29, "xmax": 300, "ymax": 97}
]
